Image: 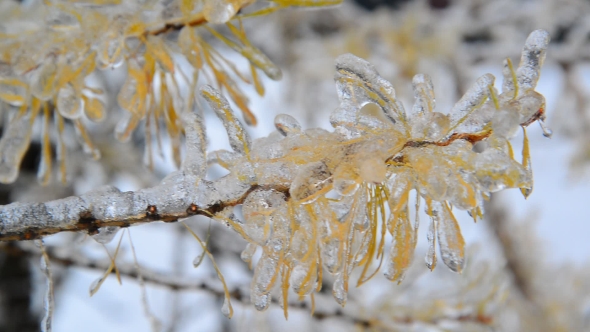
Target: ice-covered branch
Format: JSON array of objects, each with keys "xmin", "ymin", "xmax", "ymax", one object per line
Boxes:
[{"xmin": 0, "ymin": 30, "xmax": 552, "ymax": 313}]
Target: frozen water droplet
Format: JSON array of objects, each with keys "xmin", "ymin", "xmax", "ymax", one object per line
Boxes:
[
  {"xmin": 251, "ymin": 289, "xmax": 270, "ymax": 311},
  {"xmin": 203, "ymin": 0, "xmax": 239, "ymax": 24},
  {"xmin": 240, "ymin": 243, "xmax": 257, "ymax": 263},
  {"xmin": 539, "ymin": 119, "xmax": 552, "ymax": 138},
  {"xmin": 221, "ymin": 297, "xmax": 232, "ymax": 318},
  {"xmin": 84, "ymin": 98, "xmax": 106, "ymax": 122},
  {"xmin": 274, "ymin": 114, "xmax": 301, "ymax": 136},
  {"xmin": 89, "ymin": 274, "xmax": 106, "ymax": 296},
  {"xmin": 31, "ymin": 62, "xmax": 58, "ymax": 101},
  {"xmin": 92, "ymin": 226, "xmax": 120, "ymax": 244},
  {"xmin": 57, "ymin": 84, "xmax": 83, "ymax": 119}
]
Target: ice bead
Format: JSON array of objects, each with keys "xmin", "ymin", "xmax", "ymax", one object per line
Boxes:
[
  {"xmin": 508, "ymin": 91, "xmax": 545, "ymax": 125},
  {"xmin": 57, "ymin": 84, "xmax": 83, "ymax": 119},
  {"xmin": 274, "ymin": 114, "xmax": 302, "ymax": 136},
  {"xmin": 516, "ymin": 29, "xmax": 550, "ymax": 93},
  {"xmin": 238, "ymin": 244, "xmax": 256, "ymax": 269},
  {"xmin": 290, "ymin": 262, "xmax": 316, "ymax": 296},
  {"xmin": 203, "ymin": 0, "xmax": 239, "ymax": 24},
  {"xmin": 91, "ymin": 226, "xmax": 120, "ymax": 244},
  {"xmin": 84, "ymin": 98, "xmax": 106, "ymax": 122},
  {"xmin": 31, "ymin": 62, "xmax": 58, "ymax": 101}
]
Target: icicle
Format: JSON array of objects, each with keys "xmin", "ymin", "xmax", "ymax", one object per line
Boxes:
[
  {"xmin": 516, "ymin": 29, "xmax": 550, "ymax": 93},
  {"xmin": 432, "ymin": 201, "xmax": 465, "ymax": 273},
  {"xmin": 37, "ymin": 240, "xmax": 54, "ymax": 332},
  {"xmin": 38, "ymin": 103, "xmax": 52, "ymax": 185},
  {"xmin": 221, "ymin": 297, "xmax": 232, "ymax": 318},
  {"xmin": 520, "ymin": 127, "xmax": 533, "ymax": 198},
  {"xmin": 448, "ymin": 74, "xmax": 495, "ymax": 133},
  {"xmin": 411, "ymin": 73, "xmax": 435, "ymax": 115},
  {"xmin": 181, "ymin": 110, "xmax": 207, "ymax": 178},
  {"xmin": 384, "ymin": 205, "xmax": 413, "ymax": 283},
  {"xmin": 425, "ymin": 200, "xmax": 437, "ymax": 271},
  {"xmin": 200, "ymin": 85, "xmax": 251, "ymax": 156},
  {"xmin": 332, "ymin": 53, "xmax": 404, "ymax": 129},
  {"xmin": 0, "ymin": 103, "xmax": 38, "ymax": 183}
]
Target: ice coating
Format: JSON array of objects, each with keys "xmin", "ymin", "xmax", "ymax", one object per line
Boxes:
[
  {"xmin": 516, "ymin": 29, "xmax": 550, "ymax": 93},
  {"xmin": 0, "ymin": 108, "xmax": 37, "ymax": 183},
  {"xmin": 0, "ymin": 30, "xmax": 553, "ymax": 315}
]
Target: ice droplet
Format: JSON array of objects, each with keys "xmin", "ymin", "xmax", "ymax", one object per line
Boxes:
[
  {"xmin": 274, "ymin": 114, "xmax": 302, "ymax": 136},
  {"xmin": 240, "ymin": 242, "xmax": 257, "ymax": 264},
  {"xmin": 31, "ymin": 62, "xmax": 58, "ymax": 101},
  {"xmin": 84, "ymin": 98, "xmax": 106, "ymax": 122},
  {"xmin": 203, "ymin": 0, "xmax": 238, "ymax": 24},
  {"xmin": 539, "ymin": 119, "xmax": 553, "ymax": 138},
  {"xmin": 221, "ymin": 297, "xmax": 232, "ymax": 318},
  {"xmin": 92, "ymin": 226, "xmax": 120, "ymax": 244},
  {"xmin": 57, "ymin": 84, "xmax": 83, "ymax": 119},
  {"xmin": 251, "ymin": 290, "xmax": 270, "ymax": 311}
]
